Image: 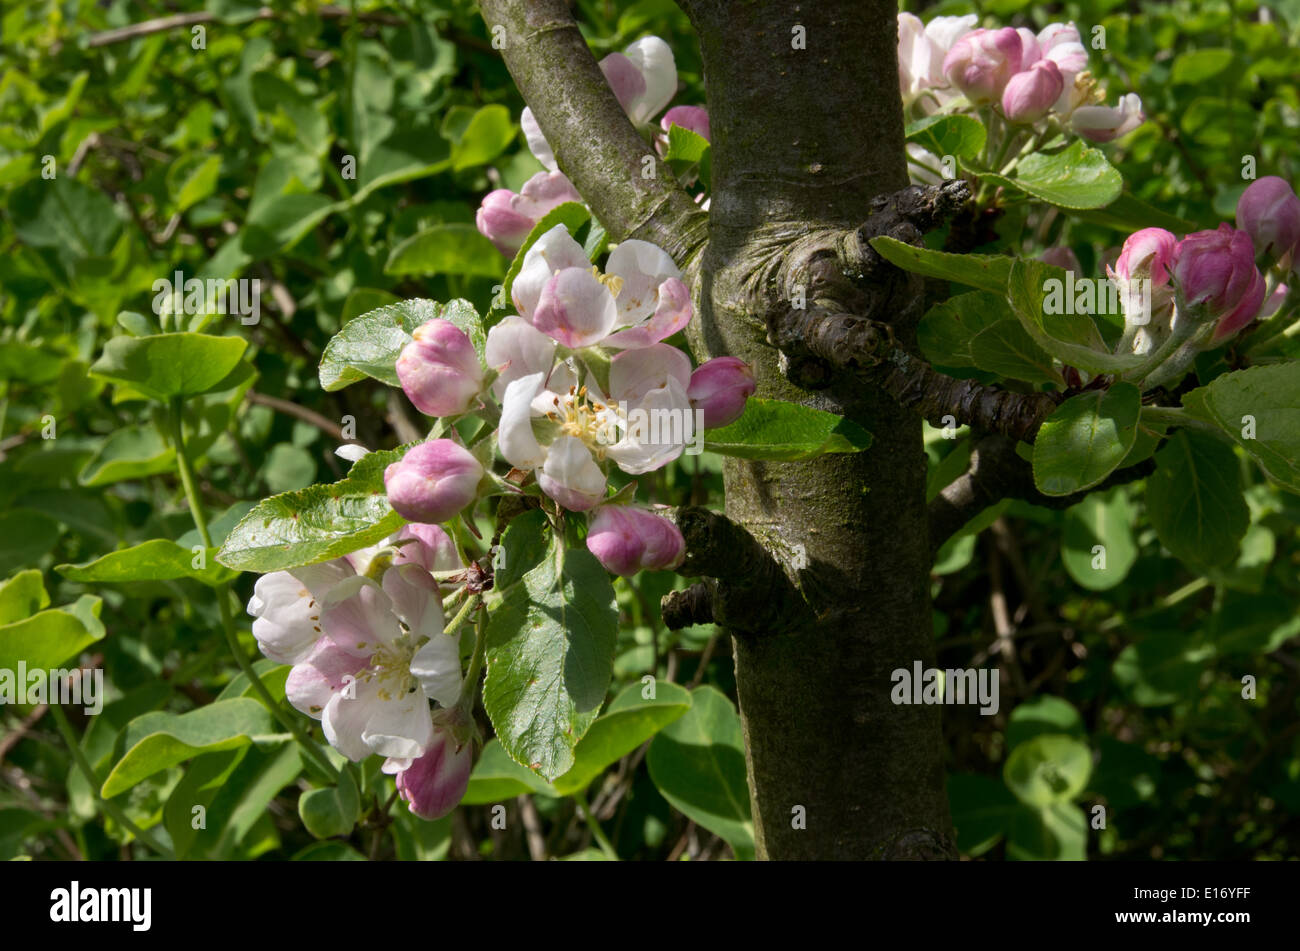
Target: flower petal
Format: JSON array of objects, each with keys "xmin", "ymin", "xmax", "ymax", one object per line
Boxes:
[
  {"xmin": 532, "ymin": 267, "xmax": 620, "ymax": 348},
  {"xmin": 512, "ymin": 224, "xmax": 589, "ymax": 322},
  {"xmin": 537, "ymin": 435, "xmax": 607, "ymax": 511}
]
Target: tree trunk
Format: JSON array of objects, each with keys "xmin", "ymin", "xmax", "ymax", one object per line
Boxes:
[
  {"xmin": 684, "ymin": 0, "xmax": 955, "ymax": 859},
  {"xmin": 481, "ymin": 0, "xmax": 955, "ymax": 859}
]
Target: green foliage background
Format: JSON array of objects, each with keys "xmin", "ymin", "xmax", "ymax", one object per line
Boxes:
[{"xmin": 1, "ymin": 0, "xmax": 1298, "ymax": 860}]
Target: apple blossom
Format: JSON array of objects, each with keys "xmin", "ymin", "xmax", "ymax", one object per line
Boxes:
[
  {"xmin": 512, "ymin": 224, "xmax": 692, "ymax": 350},
  {"xmin": 1002, "ymin": 60, "xmax": 1064, "ymax": 124},
  {"xmin": 522, "ymin": 36, "xmax": 677, "ymax": 172},
  {"xmin": 1070, "ymin": 92, "xmax": 1144, "ymax": 142},
  {"xmin": 1172, "ymin": 224, "xmax": 1267, "ymax": 340},
  {"xmin": 586, "ymin": 505, "xmax": 686, "ymax": 576},
  {"xmin": 246, "ymin": 558, "xmax": 358, "ymax": 665},
  {"xmin": 897, "ymin": 13, "xmax": 977, "ymax": 111},
  {"xmin": 660, "ymin": 105, "xmax": 711, "ymax": 142},
  {"xmin": 383, "ymin": 713, "xmax": 475, "ymax": 820},
  {"xmin": 383, "ymin": 439, "xmax": 484, "ymax": 524},
  {"xmin": 391, "ymin": 523, "xmax": 460, "ymax": 574},
  {"xmin": 1235, "ymin": 176, "xmax": 1300, "ymax": 262},
  {"xmin": 396, "ymin": 319, "xmax": 483, "ymax": 418},
  {"xmin": 943, "ymin": 28, "xmax": 1023, "ymax": 104},
  {"xmin": 1038, "ymin": 22, "xmax": 1089, "ymax": 79},
  {"xmin": 475, "ymin": 171, "xmax": 583, "ymax": 257},
  {"xmin": 498, "ymin": 345, "xmax": 696, "ymax": 511},
  {"xmin": 687, "ymin": 356, "xmax": 756, "ymax": 428},
  {"xmin": 286, "ymin": 566, "xmax": 463, "ymax": 761}
]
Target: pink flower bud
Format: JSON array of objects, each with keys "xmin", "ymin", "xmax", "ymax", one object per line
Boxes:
[
  {"xmin": 391, "ymin": 523, "xmax": 460, "ymax": 573},
  {"xmin": 389, "ymin": 728, "xmax": 473, "ymax": 820},
  {"xmin": 1002, "ymin": 60, "xmax": 1064, "ymax": 123},
  {"xmin": 1071, "ymin": 93, "xmax": 1144, "ymax": 142},
  {"xmin": 1115, "ymin": 228, "xmax": 1177, "ymax": 284},
  {"xmin": 1172, "ymin": 224, "xmax": 1267, "ymax": 338},
  {"xmin": 1015, "ymin": 28, "xmax": 1042, "ymax": 70},
  {"xmin": 475, "ymin": 171, "xmax": 582, "ymax": 257},
  {"xmin": 1235, "ymin": 175, "xmax": 1300, "ymax": 261},
  {"xmin": 1038, "ymin": 22, "xmax": 1088, "ymax": 78},
  {"xmin": 660, "ymin": 105, "xmax": 711, "ymax": 142},
  {"xmin": 384, "ymin": 440, "xmax": 484, "ymax": 524},
  {"xmin": 943, "ymin": 28, "xmax": 1023, "ymax": 104},
  {"xmin": 687, "ymin": 356, "xmax": 755, "ymax": 429},
  {"xmin": 586, "ymin": 506, "xmax": 685, "ymax": 576},
  {"xmin": 396, "ymin": 319, "xmax": 484, "ymax": 418}
]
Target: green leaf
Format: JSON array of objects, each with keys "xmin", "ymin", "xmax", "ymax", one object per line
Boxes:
[
  {"xmin": 1112, "ymin": 632, "xmax": 1212, "ymax": 707},
  {"xmin": 869, "ymin": 236, "xmax": 1011, "ymax": 294},
  {"xmin": 1032, "ymin": 383, "xmax": 1141, "ymax": 495},
  {"xmin": 298, "ymin": 770, "xmax": 361, "ymax": 839},
  {"xmin": 968, "ymin": 320, "xmax": 1061, "ymax": 384},
  {"xmin": 78, "ymin": 425, "xmax": 175, "ymax": 487},
  {"xmin": 101, "ymin": 698, "xmax": 276, "ymax": 798},
  {"xmin": 216, "ymin": 447, "xmax": 407, "ymax": 573},
  {"xmin": 917, "ymin": 291, "xmax": 1014, "ymax": 369},
  {"xmin": 1006, "ymin": 259, "xmax": 1142, "ymax": 374},
  {"xmin": 487, "ymin": 205, "xmax": 592, "ymax": 326},
  {"xmin": 56, "ymin": 539, "xmax": 238, "ymax": 587},
  {"xmin": 551, "ymin": 681, "xmax": 692, "ymax": 796},
  {"xmin": 905, "ymin": 114, "xmax": 987, "ymax": 161},
  {"xmin": 0, "ymin": 510, "xmax": 61, "ymax": 574},
  {"xmin": 1061, "ymin": 488, "xmax": 1139, "ymax": 590},
  {"xmin": 168, "ymin": 154, "xmax": 222, "ymax": 213},
  {"xmin": 664, "ymin": 123, "xmax": 712, "ymax": 190},
  {"xmin": 483, "ymin": 511, "xmax": 618, "ymax": 782},
  {"xmin": 319, "ymin": 298, "xmax": 484, "ymax": 392},
  {"xmin": 1181, "ymin": 364, "xmax": 1300, "ymax": 494},
  {"xmin": 0, "ymin": 570, "xmax": 49, "ymax": 625},
  {"xmin": 90, "ymin": 332, "xmax": 249, "ymax": 401},
  {"xmin": 1071, "ymin": 191, "xmax": 1201, "ymax": 235},
  {"xmin": 981, "ymin": 140, "xmax": 1123, "ymax": 210},
  {"xmin": 168, "ymin": 744, "xmax": 302, "ymax": 859},
  {"xmin": 385, "ymin": 224, "xmax": 503, "ymax": 279},
  {"xmin": 703, "ymin": 397, "xmax": 872, "ymax": 461},
  {"xmin": 947, "ymin": 772, "xmax": 1019, "ymax": 856},
  {"xmin": 1145, "ymin": 430, "xmax": 1248, "ymax": 569},
  {"xmin": 1006, "ymin": 697, "xmax": 1086, "ymax": 751},
  {"xmin": 8, "ymin": 177, "xmax": 122, "ymax": 257},
  {"xmin": 1006, "ymin": 802, "xmax": 1087, "ymax": 861},
  {"xmin": 0, "ymin": 594, "xmax": 104, "ymax": 672},
  {"xmin": 462, "ymin": 739, "xmax": 559, "ymax": 804},
  {"xmin": 1002, "ymin": 733, "xmax": 1092, "ymax": 807},
  {"xmin": 449, "ymin": 104, "xmax": 515, "ymax": 171},
  {"xmin": 1171, "ymin": 48, "xmax": 1234, "ymax": 85},
  {"xmin": 646, "ymin": 685, "xmax": 754, "ymax": 861}
]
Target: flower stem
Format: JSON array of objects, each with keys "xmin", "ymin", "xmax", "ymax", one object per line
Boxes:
[
  {"xmin": 167, "ymin": 401, "xmax": 338, "ymax": 782},
  {"xmin": 50, "ymin": 704, "xmax": 176, "ymax": 859},
  {"xmin": 573, "ymin": 790, "xmax": 618, "ymax": 860}
]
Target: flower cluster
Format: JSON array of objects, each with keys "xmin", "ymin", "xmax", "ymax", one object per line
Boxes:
[
  {"xmin": 1105, "ymin": 176, "xmax": 1296, "ymax": 386},
  {"xmin": 385, "ymin": 223, "xmax": 755, "ymax": 578},
  {"xmin": 246, "ymin": 523, "xmax": 476, "ymax": 820},
  {"xmin": 898, "ymin": 15, "xmax": 1144, "ymax": 185},
  {"xmin": 476, "ymin": 36, "xmax": 710, "ymax": 257}
]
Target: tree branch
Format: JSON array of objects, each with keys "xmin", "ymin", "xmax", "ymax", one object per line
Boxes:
[
  {"xmin": 661, "ymin": 507, "xmax": 806, "ymax": 635},
  {"xmin": 927, "ymin": 434, "xmax": 1157, "ymax": 556},
  {"xmin": 478, "ymin": 0, "xmax": 707, "ymax": 262}
]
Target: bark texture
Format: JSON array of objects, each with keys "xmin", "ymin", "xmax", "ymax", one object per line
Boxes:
[{"xmin": 682, "ymin": 0, "xmax": 954, "ymax": 858}]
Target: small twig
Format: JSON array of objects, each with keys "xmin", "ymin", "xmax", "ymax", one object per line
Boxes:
[{"xmin": 246, "ymin": 391, "xmax": 345, "ymax": 441}]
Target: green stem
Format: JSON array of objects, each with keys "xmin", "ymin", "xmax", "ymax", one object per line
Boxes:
[
  {"xmin": 50, "ymin": 704, "xmax": 175, "ymax": 858},
  {"xmin": 168, "ymin": 401, "xmax": 339, "ymax": 782},
  {"xmin": 455, "ymin": 601, "xmax": 488, "ymax": 720},
  {"xmin": 1098, "ymin": 577, "xmax": 1211, "ymax": 633},
  {"xmin": 573, "ymin": 790, "xmax": 618, "ymax": 860},
  {"xmin": 1138, "ymin": 405, "xmax": 1224, "ymax": 438}
]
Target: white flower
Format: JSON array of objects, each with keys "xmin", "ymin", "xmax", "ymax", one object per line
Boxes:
[
  {"xmin": 522, "ymin": 36, "xmax": 677, "ymax": 171},
  {"xmin": 285, "ymin": 566, "xmax": 462, "ymax": 762}
]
